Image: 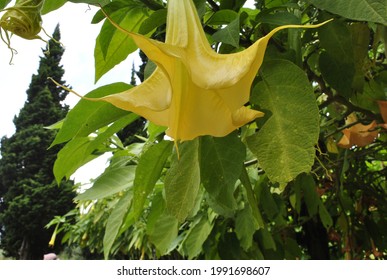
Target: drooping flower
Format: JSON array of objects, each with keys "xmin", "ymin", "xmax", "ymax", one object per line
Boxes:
[
  {"xmin": 79, "ymin": 0, "xmax": 330, "ymax": 141},
  {"xmin": 338, "ymin": 113, "xmax": 379, "ymax": 148},
  {"xmin": 0, "ymin": 0, "xmax": 55, "ymax": 63}
]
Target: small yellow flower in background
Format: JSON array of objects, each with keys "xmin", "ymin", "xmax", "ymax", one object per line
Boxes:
[
  {"xmin": 338, "ymin": 113, "xmax": 379, "ymax": 149},
  {"xmin": 74, "ymin": 0, "xmax": 330, "ymax": 142}
]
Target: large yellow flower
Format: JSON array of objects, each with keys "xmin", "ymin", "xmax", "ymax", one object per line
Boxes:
[{"xmin": 82, "ymin": 0, "xmax": 328, "ymax": 141}]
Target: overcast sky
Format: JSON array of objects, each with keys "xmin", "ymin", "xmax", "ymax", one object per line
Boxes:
[
  {"xmin": 0, "ymin": 2, "xmax": 137, "ymax": 138},
  {"xmin": 0, "ymin": 0, "xmax": 255, "ymax": 184},
  {"xmin": 0, "ymin": 2, "xmax": 139, "ymax": 183}
]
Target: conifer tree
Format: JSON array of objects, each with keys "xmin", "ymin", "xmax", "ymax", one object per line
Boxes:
[{"xmin": 0, "ymin": 25, "xmax": 75, "ymax": 260}]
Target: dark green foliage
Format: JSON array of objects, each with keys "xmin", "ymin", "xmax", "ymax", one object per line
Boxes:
[{"xmin": 0, "ymin": 25, "xmax": 75, "ymax": 259}]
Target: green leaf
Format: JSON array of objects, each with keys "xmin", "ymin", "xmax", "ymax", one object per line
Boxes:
[
  {"xmin": 69, "ymin": 0, "xmax": 109, "ymax": 5},
  {"xmin": 319, "ymin": 202, "xmax": 333, "ymax": 229},
  {"xmin": 351, "ymin": 80, "xmax": 386, "ymax": 112},
  {"xmin": 139, "ymin": 9, "xmax": 167, "ymax": 35},
  {"xmin": 53, "ymin": 137, "xmax": 100, "ymax": 183},
  {"xmin": 257, "ymin": 228, "xmax": 276, "ymax": 251},
  {"xmin": 165, "ymin": 139, "xmax": 200, "ymax": 222},
  {"xmin": 247, "ymin": 60, "xmax": 319, "ymax": 188},
  {"xmin": 309, "ymin": 0, "xmax": 387, "ymax": 25},
  {"xmin": 181, "ymin": 211, "xmax": 216, "ymax": 259},
  {"xmin": 212, "ymin": 16, "xmax": 240, "ymax": 48},
  {"xmin": 41, "ymin": 0, "xmax": 67, "ymax": 14},
  {"xmin": 103, "ymin": 191, "xmax": 133, "ymax": 259},
  {"xmin": 146, "ymin": 192, "xmax": 178, "ymax": 255},
  {"xmin": 257, "ymin": 11, "xmax": 300, "ymax": 26},
  {"xmin": 200, "ymin": 133, "xmax": 245, "ymax": 211},
  {"xmin": 52, "ymin": 83, "xmax": 134, "ymax": 146},
  {"xmin": 207, "ymin": 9, "xmax": 239, "ymax": 25},
  {"xmin": 54, "ymin": 115, "xmax": 138, "ymax": 183},
  {"xmin": 318, "ymin": 18, "xmax": 354, "ymax": 64},
  {"xmin": 239, "ymin": 167, "xmax": 265, "ymax": 229},
  {"xmin": 132, "ymin": 140, "xmax": 173, "ymax": 219},
  {"xmin": 235, "ymin": 205, "xmax": 260, "ymax": 250},
  {"xmin": 0, "ymin": 0, "xmax": 11, "ymax": 10},
  {"xmin": 318, "ymin": 18, "xmax": 356, "ymax": 97},
  {"xmin": 76, "ymin": 165, "xmax": 136, "ymax": 200},
  {"xmin": 319, "ymin": 51, "xmax": 355, "ymax": 98},
  {"xmin": 95, "ymin": 3, "xmax": 148, "ymax": 82},
  {"xmin": 258, "ymin": 182, "xmax": 279, "ymax": 221},
  {"xmin": 149, "ymin": 212, "xmax": 179, "ymax": 255},
  {"xmin": 299, "ymin": 174, "xmax": 319, "ymax": 217},
  {"xmin": 350, "ymin": 23, "xmax": 370, "ymax": 92}
]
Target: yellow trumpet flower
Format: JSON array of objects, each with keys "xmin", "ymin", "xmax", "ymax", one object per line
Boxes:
[{"xmin": 73, "ymin": 0, "xmax": 330, "ymax": 142}]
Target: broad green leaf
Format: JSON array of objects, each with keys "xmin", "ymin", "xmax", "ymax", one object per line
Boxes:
[
  {"xmin": 319, "ymin": 202, "xmax": 333, "ymax": 229},
  {"xmin": 76, "ymin": 165, "xmax": 136, "ymax": 200},
  {"xmin": 165, "ymin": 139, "xmax": 200, "ymax": 222},
  {"xmin": 257, "ymin": 228, "xmax": 276, "ymax": 251},
  {"xmin": 95, "ymin": 3, "xmax": 148, "ymax": 82},
  {"xmin": 207, "ymin": 9, "xmax": 239, "ymax": 25},
  {"xmin": 200, "ymin": 133, "xmax": 245, "ymax": 211},
  {"xmin": 69, "ymin": 0, "xmax": 110, "ymax": 6},
  {"xmin": 319, "ymin": 52, "xmax": 355, "ymax": 98},
  {"xmin": 239, "ymin": 167, "xmax": 264, "ymax": 228},
  {"xmin": 147, "ymin": 121, "xmax": 167, "ymax": 141},
  {"xmin": 103, "ymin": 191, "xmax": 133, "ymax": 259},
  {"xmin": 41, "ymin": 0, "xmax": 67, "ymax": 14},
  {"xmin": 320, "ymin": 20, "xmax": 356, "ymax": 93},
  {"xmin": 193, "ymin": 0, "xmax": 207, "ymax": 18},
  {"xmin": 258, "ymin": 183, "xmax": 279, "ymax": 221},
  {"xmin": 350, "ymin": 23, "xmax": 370, "ymax": 92},
  {"xmin": 257, "ymin": 11, "xmax": 300, "ymax": 26},
  {"xmin": 264, "ymin": 0, "xmax": 288, "ymax": 9},
  {"xmin": 309, "ymin": 0, "xmax": 387, "ymax": 25},
  {"xmin": 299, "ymin": 174, "xmax": 319, "ymax": 217},
  {"xmin": 212, "ymin": 16, "xmax": 240, "ymax": 48},
  {"xmin": 181, "ymin": 211, "xmax": 216, "ymax": 259},
  {"xmin": 351, "ymin": 80, "xmax": 386, "ymax": 113},
  {"xmin": 54, "ymin": 137, "xmax": 101, "ymax": 183},
  {"xmin": 147, "ymin": 192, "xmax": 178, "ymax": 255},
  {"xmin": 54, "ymin": 115, "xmax": 137, "ymax": 183},
  {"xmin": 139, "ymin": 9, "xmax": 167, "ymax": 35},
  {"xmin": 52, "ymin": 83, "xmax": 134, "ymax": 146},
  {"xmin": 0, "ymin": 0, "xmax": 11, "ymax": 10},
  {"xmin": 146, "ymin": 192, "xmax": 166, "ymax": 232},
  {"xmin": 132, "ymin": 140, "xmax": 173, "ymax": 219},
  {"xmin": 219, "ymin": 0, "xmax": 247, "ymax": 11},
  {"xmin": 248, "ymin": 60, "xmax": 319, "ymax": 188},
  {"xmin": 318, "ymin": 19, "xmax": 356, "ymax": 97},
  {"xmin": 148, "ymin": 212, "xmax": 179, "ymax": 255},
  {"xmin": 318, "ymin": 19, "xmax": 354, "ymax": 64},
  {"xmin": 235, "ymin": 205, "xmax": 260, "ymax": 250}
]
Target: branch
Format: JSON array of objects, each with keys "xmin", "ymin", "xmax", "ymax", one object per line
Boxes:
[
  {"xmin": 305, "ymin": 64, "xmax": 377, "ymax": 120},
  {"xmin": 207, "ymin": 0, "xmax": 220, "ymax": 11}
]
